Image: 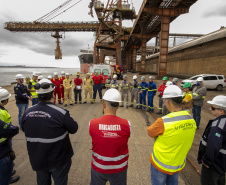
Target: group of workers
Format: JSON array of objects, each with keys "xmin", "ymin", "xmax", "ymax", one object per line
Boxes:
[{"xmin": 0, "ymin": 71, "xmax": 225, "ymax": 185}]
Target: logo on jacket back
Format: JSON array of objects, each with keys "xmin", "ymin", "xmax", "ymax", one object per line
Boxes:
[{"xmin": 99, "ymin": 124, "xmax": 121, "ymax": 138}]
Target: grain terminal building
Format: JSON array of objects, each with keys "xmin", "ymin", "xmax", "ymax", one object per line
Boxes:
[{"xmin": 137, "ymin": 27, "xmax": 226, "ymax": 78}]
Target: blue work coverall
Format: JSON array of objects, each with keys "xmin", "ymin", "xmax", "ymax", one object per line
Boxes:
[
  {"xmin": 147, "ymin": 82, "xmax": 157, "ymax": 111},
  {"xmin": 138, "ymin": 82, "xmax": 148, "ymax": 109}
]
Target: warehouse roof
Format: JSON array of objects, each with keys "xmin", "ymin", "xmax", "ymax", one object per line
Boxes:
[{"xmin": 146, "ymin": 27, "xmax": 226, "ymax": 60}]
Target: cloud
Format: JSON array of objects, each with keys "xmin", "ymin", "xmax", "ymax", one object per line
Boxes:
[
  {"xmin": 203, "ymin": 3, "xmax": 226, "ymax": 17},
  {"xmin": 0, "ymin": 15, "xmax": 95, "ymax": 57}
]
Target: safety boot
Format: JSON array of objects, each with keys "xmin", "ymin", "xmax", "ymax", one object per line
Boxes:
[
  {"xmin": 83, "ymin": 102, "xmax": 87, "ymax": 104},
  {"xmin": 64, "ymin": 104, "xmax": 67, "ymax": 107},
  {"xmin": 156, "ymin": 111, "xmax": 162, "ymax": 114},
  {"xmin": 120, "ymin": 105, "xmax": 124, "ymax": 107},
  {"xmin": 91, "ymin": 101, "xmax": 93, "ymax": 104},
  {"xmin": 10, "ymin": 175, "xmax": 20, "ymax": 184},
  {"xmin": 129, "ymin": 104, "xmax": 133, "ymax": 107}
]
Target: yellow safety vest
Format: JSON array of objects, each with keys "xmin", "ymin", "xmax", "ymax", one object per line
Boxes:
[
  {"xmin": 30, "ymin": 79, "xmax": 38, "ymax": 98},
  {"xmin": 151, "ymin": 111, "xmax": 196, "ymax": 173},
  {"xmin": 0, "ymin": 108, "xmax": 11, "ymax": 143}
]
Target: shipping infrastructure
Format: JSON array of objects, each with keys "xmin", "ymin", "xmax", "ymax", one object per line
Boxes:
[{"xmin": 2, "ymin": 1, "xmax": 226, "ymax": 185}]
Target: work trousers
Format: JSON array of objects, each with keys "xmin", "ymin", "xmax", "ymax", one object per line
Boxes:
[
  {"xmin": 16, "ymin": 103, "xmax": 28, "ymax": 127},
  {"xmin": 139, "ymin": 92, "xmax": 147, "ymax": 109},
  {"xmin": 201, "ymin": 165, "xmax": 225, "ymax": 185},
  {"xmin": 148, "ymin": 94, "xmax": 154, "ymax": 111},
  {"xmin": 74, "ymin": 88, "xmax": 82, "ymax": 103},
  {"xmin": 131, "ymin": 91, "xmax": 139, "ymax": 106},
  {"xmin": 36, "ymin": 159, "xmax": 71, "ymax": 185},
  {"xmin": 54, "ymin": 87, "xmax": 62, "ymax": 104},
  {"xmin": 0, "ymin": 155, "xmax": 13, "ymax": 185},
  {"xmin": 84, "ymin": 89, "xmax": 93, "ymax": 102},
  {"xmin": 192, "ymin": 104, "xmax": 202, "ymax": 128},
  {"xmin": 121, "ymin": 92, "xmax": 129, "ymax": 106},
  {"xmin": 158, "ymin": 96, "xmax": 163, "ymax": 112},
  {"xmin": 64, "ymin": 88, "xmax": 72, "ymax": 105},
  {"xmin": 93, "ymin": 84, "xmax": 102, "ymax": 101},
  {"xmin": 61, "ymin": 86, "xmax": 65, "ymax": 101},
  {"xmin": 90, "ymin": 167, "xmax": 127, "ymax": 185}
]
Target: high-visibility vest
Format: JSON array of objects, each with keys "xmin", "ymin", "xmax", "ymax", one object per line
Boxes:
[
  {"xmin": 151, "ymin": 111, "xmax": 196, "ymax": 173},
  {"xmin": 0, "ymin": 108, "xmax": 11, "ymax": 143},
  {"xmin": 30, "ymin": 80, "xmax": 38, "ymax": 98}
]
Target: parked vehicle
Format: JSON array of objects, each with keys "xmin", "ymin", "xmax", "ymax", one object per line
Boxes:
[
  {"xmin": 180, "ymin": 74, "xmax": 226, "ymax": 91},
  {"xmin": 89, "ymin": 64, "xmax": 114, "ymax": 88}
]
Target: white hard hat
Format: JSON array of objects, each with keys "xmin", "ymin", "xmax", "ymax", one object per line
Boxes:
[
  {"xmin": 108, "ymin": 74, "xmax": 111, "ymax": 77},
  {"xmin": 166, "ymin": 81, "xmax": 173, "ymax": 86},
  {"xmin": 173, "ymin": 78, "xmax": 179, "ymax": 82},
  {"xmin": 61, "ymin": 71, "xmax": 65, "ymax": 74},
  {"xmin": 196, "ymin": 77, "xmax": 204, "ymax": 82},
  {"xmin": 133, "ymin": 75, "xmax": 137, "ymax": 80},
  {"xmin": 54, "ymin": 72, "xmax": 58, "ymax": 76},
  {"xmin": 32, "ymin": 72, "xmax": 38, "ymax": 76},
  {"xmin": 65, "ymin": 73, "xmax": 69, "ymax": 76},
  {"xmin": 123, "ymin": 74, "xmax": 127, "ymax": 78},
  {"xmin": 141, "ymin": 76, "xmax": 145, "ymax": 80},
  {"xmin": 0, "ymin": 89, "xmax": 11, "ymax": 102},
  {"xmin": 48, "ymin": 75, "xmax": 52, "ymax": 79},
  {"xmin": 113, "ymin": 75, "xmax": 117, "ymax": 79},
  {"xmin": 16, "ymin": 74, "xmax": 24, "ymax": 79},
  {"xmin": 38, "ymin": 76, "xmax": 44, "ymax": 80},
  {"xmin": 149, "ymin": 76, "xmax": 154, "ymax": 79},
  {"xmin": 103, "ymin": 89, "xmax": 121, "ymax": 102},
  {"xmin": 35, "ymin": 79, "xmax": 55, "ymax": 94},
  {"xmin": 162, "ymin": 85, "xmax": 183, "ymax": 98},
  {"xmin": 207, "ymin": 95, "xmax": 226, "ymax": 110}
]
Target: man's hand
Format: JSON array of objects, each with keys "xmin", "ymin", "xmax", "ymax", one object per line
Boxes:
[
  {"xmin": 140, "ymin": 91, "xmax": 143, "ymax": 94},
  {"xmin": 29, "ymin": 96, "xmax": 33, "ymax": 101}
]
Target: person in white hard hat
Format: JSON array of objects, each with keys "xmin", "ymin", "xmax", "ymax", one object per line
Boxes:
[
  {"xmin": 130, "ymin": 75, "xmax": 140, "ymax": 108},
  {"xmin": 0, "ymin": 88, "xmax": 20, "ymax": 184},
  {"xmin": 147, "ymin": 76, "xmax": 157, "ymax": 113},
  {"xmin": 14, "ymin": 74, "xmax": 32, "ymax": 129},
  {"xmin": 162, "ymin": 81, "xmax": 173, "ymax": 116},
  {"xmin": 172, "ymin": 78, "xmax": 179, "ymax": 86},
  {"xmin": 89, "ymin": 89, "xmax": 131, "ymax": 185},
  {"xmin": 28, "ymin": 72, "xmax": 39, "ymax": 105},
  {"xmin": 51, "ymin": 72, "xmax": 62, "ymax": 104},
  {"xmin": 192, "ymin": 77, "xmax": 207, "ymax": 129},
  {"xmin": 47, "ymin": 75, "xmax": 52, "ymax": 81},
  {"xmin": 120, "ymin": 74, "xmax": 130, "ymax": 108},
  {"xmin": 105, "ymin": 74, "xmax": 112, "ymax": 90},
  {"xmin": 110, "ymin": 74, "xmax": 120, "ymax": 90},
  {"xmin": 63, "ymin": 73, "xmax": 73, "ymax": 106},
  {"xmin": 22, "ymin": 79, "xmax": 78, "ymax": 185},
  {"xmin": 198, "ymin": 95, "xmax": 226, "ymax": 185},
  {"xmin": 138, "ymin": 76, "xmax": 148, "ymax": 110},
  {"xmin": 147, "ymin": 85, "xmax": 196, "ymax": 185},
  {"xmin": 60, "ymin": 71, "xmax": 66, "ymax": 103}
]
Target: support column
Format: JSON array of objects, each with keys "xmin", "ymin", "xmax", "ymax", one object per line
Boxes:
[
  {"xmin": 139, "ymin": 39, "xmax": 146, "ymax": 74},
  {"xmin": 116, "ymin": 42, "xmax": 122, "ymax": 65},
  {"xmin": 155, "ymin": 36, "xmax": 159, "ymax": 53},
  {"xmin": 132, "ymin": 48, "xmax": 137, "ymax": 72},
  {"xmin": 158, "ymin": 16, "xmax": 170, "ymax": 76},
  {"xmin": 128, "ymin": 51, "xmax": 132, "ymax": 71},
  {"xmin": 97, "ymin": 48, "xmax": 100, "ymax": 64},
  {"xmin": 126, "ymin": 51, "xmax": 129, "ymax": 71}
]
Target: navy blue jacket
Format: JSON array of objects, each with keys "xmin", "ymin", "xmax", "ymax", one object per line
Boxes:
[
  {"xmin": 14, "ymin": 83, "xmax": 32, "ymax": 104},
  {"xmin": 147, "ymin": 82, "xmax": 157, "ymax": 96},
  {"xmin": 138, "ymin": 82, "xmax": 148, "ymax": 94},
  {"xmin": 22, "ymin": 102, "xmax": 78, "ymax": 171},
  {"xmin": 0, "ymin": 120, "xmax": 19, "ymax": 159},
  {"xmin": 197, "ymin": 115, "xmax": 226, "ymax": 175}
]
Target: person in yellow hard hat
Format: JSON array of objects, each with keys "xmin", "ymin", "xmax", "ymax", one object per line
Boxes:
[
  {"xmin": 83, "ymin": 73, "xmax": 93, "ymax": 104},
  {"xmin": 63, "ymin": 73, "xmax": 73, "ymax": 106},
  {"xmin": 147, "ymin": 85, "xmax": 196, "ymax": 185}
]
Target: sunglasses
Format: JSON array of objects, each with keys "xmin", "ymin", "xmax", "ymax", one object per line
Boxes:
[{"xmin": 211, "ymin": 106, "xmax": 220, "ymax": 111}]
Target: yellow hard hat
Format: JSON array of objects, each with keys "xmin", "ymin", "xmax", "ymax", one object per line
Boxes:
[
  {"xmin": 87, "ymin": 73, "xmax": 90, "ymax": 76},
  {"xmin": 76, "ymin": 72, "xmax": 80, "ymax": 75}
]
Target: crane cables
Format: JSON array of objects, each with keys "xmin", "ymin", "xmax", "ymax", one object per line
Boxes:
[{"xmin": 34, "ymin": 0, "xmax": 83, "ymax": 22}]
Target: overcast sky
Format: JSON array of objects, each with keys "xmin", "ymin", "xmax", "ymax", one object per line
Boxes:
[{"xmin": 0, "ymin": 0, "xmax": 225, "ymax": 68}]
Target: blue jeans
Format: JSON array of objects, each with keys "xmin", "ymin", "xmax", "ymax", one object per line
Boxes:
[
  {"xmin": 16, "ymin": 104, "xmax": 28, "ymax": 127},
  {"xmin": 192, "ymin": 105, "xmax": 202, "ymax": 128},
  {"xmin": 36, "ymin": 159, "xmax": 71, "ymax": 185},
  {"xmin": 32, "ymin": 98, "xmax": 38, "ymax": 106},
  {"xmin": 0, "ymin": 155, "xmax": 13, "ymax": 185},
  {"xmin": 90, "ymin": 167, "xmax": 127, "ymax": 185},
  {"xmin": 151, "ymin": 164, "xmax": 180, "ymax": 185}
]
